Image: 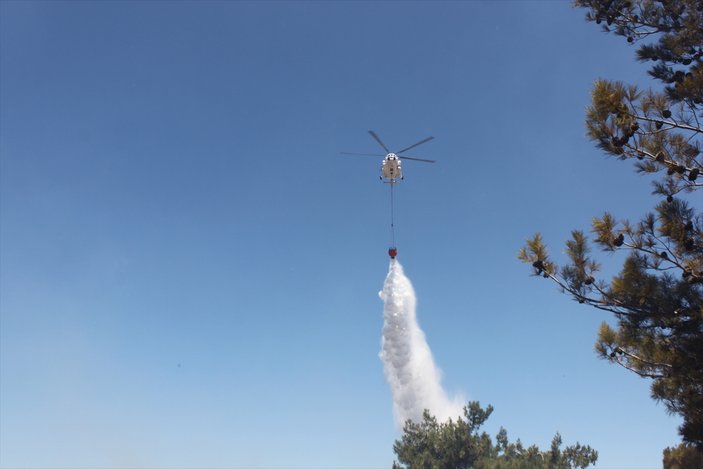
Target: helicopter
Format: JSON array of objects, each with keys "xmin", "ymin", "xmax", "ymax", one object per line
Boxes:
[{"xmin": 341, "ymin": 130, "xmax": 435, "ymax": 183}]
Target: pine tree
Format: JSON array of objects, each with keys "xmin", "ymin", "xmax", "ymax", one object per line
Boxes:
[
  {"xmin": 392, "ymin": 402, "xmax": 597, "ymax": 469},
  {"xmin": 663, "ymin": 443, "xmax": 703, "ymax": 469},
  {"xmin": 520, "ymin": 0, "xmax": 702, "ymax": 449}
]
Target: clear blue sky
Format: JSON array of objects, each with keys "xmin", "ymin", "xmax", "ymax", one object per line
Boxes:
[{"xmin": 0, "ymin": 1, "xmax": 682, "ymax": 468}]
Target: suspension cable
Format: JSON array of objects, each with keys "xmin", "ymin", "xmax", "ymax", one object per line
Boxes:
[{"xmin": 390, "ymin": 182, "xmax": 396, "ymax": 247}]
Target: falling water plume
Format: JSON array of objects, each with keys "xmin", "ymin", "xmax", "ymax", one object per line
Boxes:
[{"xmin": 379, "ymin": 259, "xmax": 464, "ymax": 428}]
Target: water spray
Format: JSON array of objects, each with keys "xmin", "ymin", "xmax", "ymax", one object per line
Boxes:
[{"xmin": 379, "ymin": 259, "xmax": 463, "ymax": 428}]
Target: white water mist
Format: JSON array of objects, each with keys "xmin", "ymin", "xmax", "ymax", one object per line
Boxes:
[{"xmin": 379, "ymin": 259, "xmax": 463, "ymax": 428}]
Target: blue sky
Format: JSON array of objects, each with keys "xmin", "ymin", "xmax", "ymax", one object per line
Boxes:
[{"xmin": 0, "ymin": 1, "xmax": 683, "ymax": 468}]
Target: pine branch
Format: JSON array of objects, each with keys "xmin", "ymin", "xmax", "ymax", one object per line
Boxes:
[{"xmin": 630, "ymin": 112, "xmax": 703, "ymax": 135}]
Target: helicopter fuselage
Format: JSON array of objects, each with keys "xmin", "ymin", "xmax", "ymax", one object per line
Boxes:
[{"xmin": 381, "ymin": 153, "xmax": 403, "ymax": 183}]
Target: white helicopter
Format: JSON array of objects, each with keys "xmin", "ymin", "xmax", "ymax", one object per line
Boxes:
[{"xmin": 341, "ymin": 130, "xmax": 435, "ymax": 183}]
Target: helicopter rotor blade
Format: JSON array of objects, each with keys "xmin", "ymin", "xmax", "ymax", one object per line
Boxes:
[
  {"xmin": 398, "ymin": 155, "xmax": 436, "ymax": 163},
  {"xmin": 340, "ymin": 152, "xmax": 387, "ymax": 157},
  {"xmin": 396, "ymin": 136, "xmax": 434, "ymax": 154},
  {"xmin": 368, "ymin": 130, "xmax": 391, "ymax": 153}
]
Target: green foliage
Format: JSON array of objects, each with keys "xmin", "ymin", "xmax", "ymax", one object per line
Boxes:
[
  {"xmin": 392, "ymin": 404, "xmax": 493, "ymax": 469},
  {"xmin": 518, "ymin": 233, "xmax": 558, "ymax": 278},
  {"xmin": 575, "ymin": 0, "xmax": 703, "ymax": 105},
  {"xmin": 520, "ymin": 0, "xmax": 703, "ymax": 450},
  {"xmin": 574, "ymin": 0, "xmax": 702, "ymax": 196},
  {"xmin": 663, "ymin": 443, "xmax": 703, "ymax": 469},
  {"xmin": 392, "ymin": 402, "xmax": 597, "ymax": 469},
  {"xmin": 584, "ymin": 79, "xmax": 701, "ymax": 196}
]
